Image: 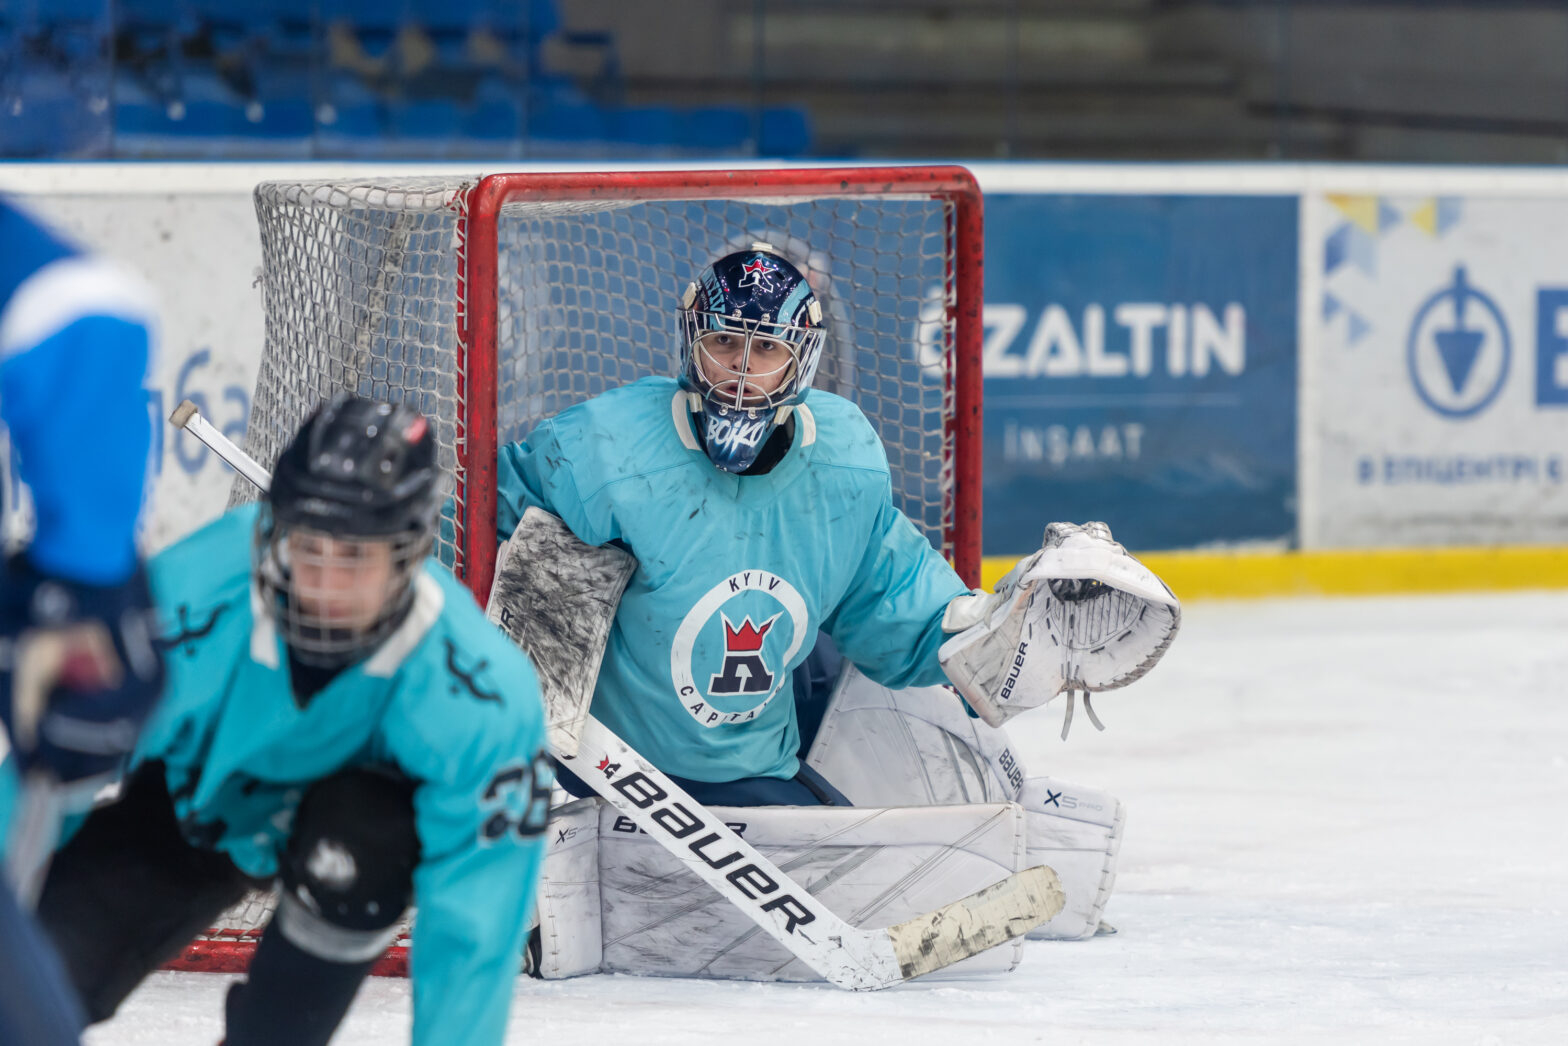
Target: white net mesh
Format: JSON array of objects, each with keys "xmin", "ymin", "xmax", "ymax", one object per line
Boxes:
[
  {"xmin": 203, "ymin": 171, "xmax": 965, "ymax": 963},
  {"xmin": 241, "ymin": 180, "xmax": 469, "ymax": 535}
]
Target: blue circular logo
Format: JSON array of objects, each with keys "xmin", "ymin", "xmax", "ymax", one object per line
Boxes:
[{"xmin": 1405, "ymin": 266, "xmax": 1510, "ymax": 419}]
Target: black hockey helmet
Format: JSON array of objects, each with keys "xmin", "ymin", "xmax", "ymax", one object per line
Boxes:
[
  {"xmin": 257, "ymin": 394, "xmax": 442, "ymax": 667},
  {"xmin": 267, "ymin": 393, "xmax": 441, "ymax": 539}
]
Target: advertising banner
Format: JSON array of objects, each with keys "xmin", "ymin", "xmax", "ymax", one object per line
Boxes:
[
  {"xmin": 981, "ymin": 194, "xmax": 1299, "ymax": 554},
  {"xmin": 1311, "ymin": 194, "xmax": 1568, "ymax": 546},
  {"xmin": 8, "ymin": 193, "xmax": 269, "ymax": 550}
]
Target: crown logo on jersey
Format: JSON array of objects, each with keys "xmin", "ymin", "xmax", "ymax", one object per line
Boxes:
[
  {"xmin": 722, "ymin": 613, "xmax": 776, "ymax": 653},
  {"xmin": 709, "ymin": 612, "xmax": 780, "ymax": 695}
]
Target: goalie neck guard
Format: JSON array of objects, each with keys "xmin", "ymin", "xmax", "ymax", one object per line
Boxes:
[
  {"xmin": 678, "ymin": 242, "xmax": 825, "ymax": 473},
  {"xmin": 256, "ymin": 394, "xmax": 441, "ymax": 667}
]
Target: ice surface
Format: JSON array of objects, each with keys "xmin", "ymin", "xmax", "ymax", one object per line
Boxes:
[{"xmin": 85, "ymin": 591, "xmax": 1568, "ymax": 1044}]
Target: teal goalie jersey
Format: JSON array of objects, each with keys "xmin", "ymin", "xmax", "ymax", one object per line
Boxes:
[
  {"xmin": 137, "ymin": 504, "xmax": 549, "ymax": 1046},
  {"xmin": 497, "ymin": 376, "xmax": 969, "ymax": 785}
]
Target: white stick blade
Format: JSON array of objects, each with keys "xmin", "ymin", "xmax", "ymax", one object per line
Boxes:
[{"xmin": 886, "ymin": 864, "xmax": 1065, "ymax": 981}]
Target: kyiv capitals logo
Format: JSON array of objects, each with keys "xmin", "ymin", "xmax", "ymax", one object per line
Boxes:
[
  {"xmin": 1406, "ymin": 265, "xmax": 1511, "ymax": 419},
  {"xmin": 671, "ymin": 571, "xmax": 808, "ymax": 728}
]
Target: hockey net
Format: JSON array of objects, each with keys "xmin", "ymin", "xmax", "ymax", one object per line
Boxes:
[{"xmin": 167, "ymin": 167, "xmax": 983, "ymax": 977}]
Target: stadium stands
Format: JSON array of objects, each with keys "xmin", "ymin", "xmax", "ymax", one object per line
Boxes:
[{"xmin": 0, "ymin": 0, "xmax": 812, "ymax": 158}]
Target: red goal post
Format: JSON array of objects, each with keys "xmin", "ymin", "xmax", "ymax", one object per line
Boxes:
[{"xmin": 458, "ymin": 167, "xmax": 985, "ymax": 595}]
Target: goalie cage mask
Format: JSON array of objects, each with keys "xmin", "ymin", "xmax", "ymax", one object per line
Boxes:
[
  {"xmin": 256, "ymin": 394, "xmax": 442, "ymax": 667},
  {"xmin": 678, "ymin": 242, "xmax": 826, "ymax": 474}
]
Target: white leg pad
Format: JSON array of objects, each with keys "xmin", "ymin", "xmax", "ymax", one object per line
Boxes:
[
  {"xmin": 533, "ymin": 797, "xmax": 603, "ymax": 979},
  {"xmin": 1017, "ymin": 776, "xmax": 1124, "ymax": 940},
  {"xmin": 597, "ymin": 801, "xmax": 1027, "ymax": 982},
  {"xmin": 805, "ymin": 663, "xmax": 1125, "ymax": 942}
]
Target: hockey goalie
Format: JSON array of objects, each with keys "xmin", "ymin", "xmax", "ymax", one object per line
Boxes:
[{"xmin": 491, "ymin": 242, "xmax": 1181, "ymax": 982}]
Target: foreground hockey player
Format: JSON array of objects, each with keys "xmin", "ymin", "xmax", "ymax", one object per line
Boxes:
[
  {"xmin": 37, "ymin": 395, "xmax": 551, "ymax": 1046},
  {"xmin": 495, "ymin": 243, "xmax": 1179, "ymax": 979},
  {"xmin": 0, "ymin": 196, "xmax": 166, "ymax": 1045}
]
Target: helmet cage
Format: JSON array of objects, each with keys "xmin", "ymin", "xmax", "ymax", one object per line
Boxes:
[
  {"xmin": 253, "ymin": 506, "xmax": 431, "ymax": 668},
  {"xmin": 681, "ymin": 312, "xmax": 825, "ymax": 413}
]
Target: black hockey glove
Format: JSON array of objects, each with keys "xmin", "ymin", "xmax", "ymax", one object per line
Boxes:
[{"xmin": 0, "ymin": 555, "xmax": 165, "ymax": 785}]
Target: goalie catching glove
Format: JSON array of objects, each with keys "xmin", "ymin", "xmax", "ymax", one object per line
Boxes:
[{"xmin": 938, "ymin": 522, "xmax": 1179, "ymax": 735}]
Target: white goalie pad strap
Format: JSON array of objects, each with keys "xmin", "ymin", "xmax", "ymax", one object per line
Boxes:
[
  {"xmin": 939, "ymin": 521, "xmax": 1181, "ymax": 729},
  {"xmin": 533, "ymin": 798, "xmax": 604, "ymax": 979},
  {"xmin": 486, "ymin": 507, "xmax": 636, "ymax": 756},
  {"xmin": 1015, "ymin": 776, "xmax": 1124, "ymax": 941},
  {"xmin": 805, "ymin": 663, "xmax": 1027, "ymax": 806},
  {"xmin": 597, "ymin": 802, "xmax": 1028, "ymax": 982}
]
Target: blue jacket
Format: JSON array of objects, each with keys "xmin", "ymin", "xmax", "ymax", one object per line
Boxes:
[{"xmin": 0, "ymin": 197, "xmax": 157, "ymax": 584}]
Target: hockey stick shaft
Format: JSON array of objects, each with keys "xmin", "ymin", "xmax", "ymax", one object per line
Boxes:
[
  {"xmin": 3, "ymin": 773, "xmax": 64, "ymax": 909},
  {"xmin": 170, "ymin": 400, "xmax": 270, "ymax": 493},
  {"xmin": 171, "ymin": 403, "xmax": 1064, "ymax": 988}
]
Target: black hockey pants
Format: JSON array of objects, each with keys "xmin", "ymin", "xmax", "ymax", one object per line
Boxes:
[{"xmin": 37, "ymin": 760, "xmax": 416, "ymax": 1045}]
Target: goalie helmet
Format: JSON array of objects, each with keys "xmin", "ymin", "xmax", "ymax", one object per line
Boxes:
[
  {"xmin": 678, "ymin": 242, "xmax": 826, "ymax": 473},
  {"xmin": 256, "ymin": 394, "xmax": 441, "ymax": 667}
]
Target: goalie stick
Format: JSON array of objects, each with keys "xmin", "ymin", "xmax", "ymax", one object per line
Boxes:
[{"xmin": 171, "ymin": 400, "xmax": 1066, "ymax": 990}]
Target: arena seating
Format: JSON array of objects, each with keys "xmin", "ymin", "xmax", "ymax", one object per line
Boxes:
[{"xmin": 0, "ymin": 0, "xmax": 812, "ymax": 158}]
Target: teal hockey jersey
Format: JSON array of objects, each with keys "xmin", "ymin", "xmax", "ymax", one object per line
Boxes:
[
  {"xmin": 137, "ymin": 504, "xmax": 548, "ymax": 1046},
  {"xmin": 497, "ymin": 376, "xmax": 969, "ymax": 785}
]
